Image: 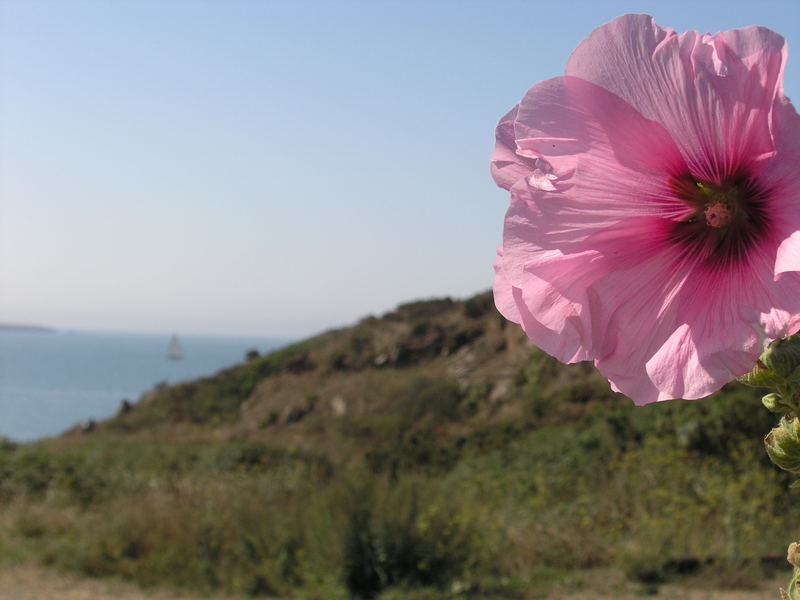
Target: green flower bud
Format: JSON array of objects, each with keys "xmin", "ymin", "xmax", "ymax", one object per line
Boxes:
[
  {"xmin": 762, "ymin": 335, "xmax": 800, "ymax": 380},
  {"xmin": 765, "ymin": 417, "xmax": 800, "ymax": 474},
  {"xmin": 763, "ymin": 393, "xmax": 793, "ymax": 414}
]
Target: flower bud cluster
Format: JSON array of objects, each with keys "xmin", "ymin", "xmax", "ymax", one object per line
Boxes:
[
  {"xmin": 740, "ymin": 336, "xmax": 800, "ymax": 598},
  {"xmin": 739, "ymin": 336, "xmax": 800, "ymax": 484}
]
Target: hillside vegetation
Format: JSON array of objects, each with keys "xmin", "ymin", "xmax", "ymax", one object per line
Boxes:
[{"xmin": 0, "ymin": 292, "xmax": 796, "ymax": 599}]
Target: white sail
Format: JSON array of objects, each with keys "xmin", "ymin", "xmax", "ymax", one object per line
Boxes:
[{"xmin": 167, "ymin": 335, "xmax": 184, "ymax": 360}]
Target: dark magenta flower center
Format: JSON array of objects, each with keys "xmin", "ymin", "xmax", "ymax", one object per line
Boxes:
[{"xmin": 668, "ymin": 170, "xmax": 770, "ymax": 267}]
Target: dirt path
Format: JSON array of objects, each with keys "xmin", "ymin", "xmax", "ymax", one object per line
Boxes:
[
  {"xmin": 556, "ymin": 568, "xmax": 786, "ymax": 600},
  {"xmin": 0, "ymin": 564, "xmax": 786, "ymax": 600},
  {"xmin": 0, "ymin": 565, "xmax": 238, "ymax": 600}
]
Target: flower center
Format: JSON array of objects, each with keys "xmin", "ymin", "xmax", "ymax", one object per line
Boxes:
[
  {"xmin": 667, "ymin": 170, "xmax": 770, "ymax": 267},
  {"xmin": 695, "ymin": 181, "xmax": 738, "ymax": 229}
]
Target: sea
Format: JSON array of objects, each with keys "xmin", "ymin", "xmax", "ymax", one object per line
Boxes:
[{"xmin": 0, "ymin": 330, "xmax": 288, "ymax": 442}]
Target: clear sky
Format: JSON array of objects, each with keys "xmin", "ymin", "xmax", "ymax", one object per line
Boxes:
[{"xmin": 2, "ymin": 0, "xmax": 799, "ymax": 338}]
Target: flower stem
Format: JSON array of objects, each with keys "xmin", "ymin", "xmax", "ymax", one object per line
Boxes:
[{"xmin": 785, "ymin": 569, "xmax": 800, "ymax": 599}]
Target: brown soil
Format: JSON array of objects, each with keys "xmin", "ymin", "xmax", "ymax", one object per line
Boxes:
[
  {"xmin": 0, "ymin": 564, "xmax": 239, "ymax": 600},
  {"xmin": 0, "ymin": 564, "xmax": 784, "ymax": 600},
  {"xmin": 555, "ymin": 568, "xmax": 784, "ymax": 600}
]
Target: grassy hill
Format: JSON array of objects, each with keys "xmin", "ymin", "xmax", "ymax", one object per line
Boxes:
[{"xmin": 0, "ymin": 292, "xmax": 795, "ymax": 598}]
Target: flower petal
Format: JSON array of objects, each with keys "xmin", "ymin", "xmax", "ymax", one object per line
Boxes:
[
  {"xmin": 514, "ymin": 76, "xmax": 687, "ymax": 177},
  {"xmin": 492, "ymin": 246, "xmax": 521, "ymax": 323},
  {"xmin": 566, "ymin": 14, "xmax": 787, "ymax": 182},
  {"xmin": 646, "ymin": 232, "xmax": 800, "ymax": 399},
  {"xmin": 503, "ymin": 76, "xmax": 693, "ymax": 258},
  {"xmin": 645, "ymin": 323, "xmax": 758, "ymax": 400},
  {"xmin": 775, "ymin": 230, "xmax": 800, "ymax": 278},
  {"xmin": 511, "ymin": 217, "xmax": 690, "ymax": 402},
  {"xmin": 494, "ymin": 246, "xmax": 592, "ymax": 363},
  {"xmin": 490, "ymin": 105, "xmax": 539, "ymax": 191},
  {"xmin": 764, "ymin": 98, "xmax": 800, "ymax": 278}
]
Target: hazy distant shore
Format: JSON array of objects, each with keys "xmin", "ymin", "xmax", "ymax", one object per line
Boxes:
[{"xmin": 0, "ymin": 323, "xmax": 55, "ymax": 333}]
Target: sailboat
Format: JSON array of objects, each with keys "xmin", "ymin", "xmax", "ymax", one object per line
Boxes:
[{"xmin": 167, "ymin": 335, "xmax": 184, "ymax": 360}]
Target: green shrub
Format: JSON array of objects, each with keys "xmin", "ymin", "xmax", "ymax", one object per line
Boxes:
[{"xmin": 344, "ymin": 479, "xmax": 479, "ymax": 599}]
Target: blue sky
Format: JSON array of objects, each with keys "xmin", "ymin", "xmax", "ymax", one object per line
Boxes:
[{"xmin": 2, "ymin": 0, "xmax": 799, "ymax": 338}]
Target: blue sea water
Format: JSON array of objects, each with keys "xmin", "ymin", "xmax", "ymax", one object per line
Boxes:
[{"xmin": 0, "ymin": 330, "xmax": 287, "ymax": 441}]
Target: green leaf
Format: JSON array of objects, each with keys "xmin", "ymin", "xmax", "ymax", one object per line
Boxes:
[{"xmin": 738, "ymin": 363, "xmax": 782, "ymax": 388}]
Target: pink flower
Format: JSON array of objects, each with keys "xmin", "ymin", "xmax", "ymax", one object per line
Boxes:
[{"xmin": 491, "ymin": 14, "xmax": 800, "ymax": 404}]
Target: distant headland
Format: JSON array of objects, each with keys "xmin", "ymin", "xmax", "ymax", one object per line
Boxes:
[{"xmin": 0, "ymin": 322, "xmax": 56, "ymax": 333}]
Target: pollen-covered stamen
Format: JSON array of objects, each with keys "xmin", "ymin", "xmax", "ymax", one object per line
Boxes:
[
  {"xmin": 704, "ymin": 202, "xmax": 732, "ymax": 228},
  {"xmin": 695, "ymin": 181, "xmax": 738, "ymax": 229},
  {"xmin": 695, "ymin": 181, "xmax": 739, "ymax": 228}
]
